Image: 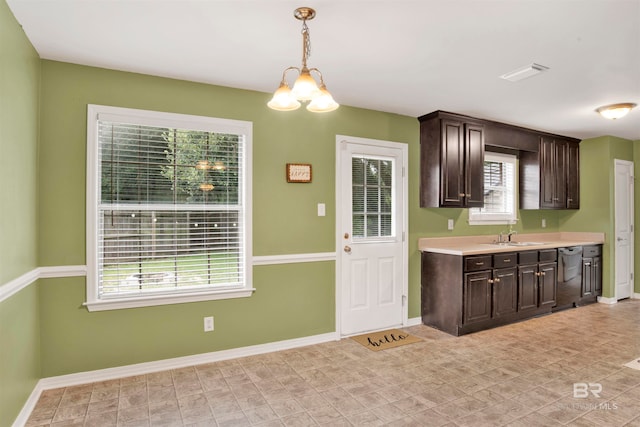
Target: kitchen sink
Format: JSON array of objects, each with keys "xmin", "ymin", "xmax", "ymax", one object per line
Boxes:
[
  {"xmin": 489, "ymin": 241, "xmax": 547, "ymax": 247},
  {"xmin": 507, "ymin": 241, "xmax": 547, "ymax": 246}
]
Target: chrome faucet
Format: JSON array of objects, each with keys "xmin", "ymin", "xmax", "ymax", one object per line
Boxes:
[{"xmin": 498, "ymin": 226, "xmax": 518, "ymax": 243}]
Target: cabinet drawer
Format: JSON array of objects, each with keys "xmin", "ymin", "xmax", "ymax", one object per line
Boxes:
[
  {"xmin": 539, "ymin": 249, "xmax": 558, "ymax": 262},
  {"xmin": 464, "ymin": 255, "xmax": 492, "ymax": 271},
  {"xmin": 583, "ymin": 245, "xmax": 602, "ymax": 257},
  {"xmin": 518, "ymin": 251, "xmax": 538, "ymax": 265},
  {"xmin": 493, "ymin": 253, "xmax": 517, "ymax": 268}
]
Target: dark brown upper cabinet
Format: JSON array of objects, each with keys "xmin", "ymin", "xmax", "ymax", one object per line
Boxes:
[
  {"xmin": 419, "ymin": 111, "xmax": 485, "ymax": 208},
  {"xmin": 419, "ymin": 111, "xmax": 580, "ymax": 211},
  {"xmin": 522, "ymin": 136, "xmax": 580, "ymax": 210}
]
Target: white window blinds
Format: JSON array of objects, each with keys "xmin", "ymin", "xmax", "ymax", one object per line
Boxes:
[
  {"xmin": 469, "ymin": 152, "xmax": 517, "ymax": 224},
  {"xmin": 86, "ymin": 105, "xmax": 252, "ymax": 310},
  {"xmin": 351, "ymin": 156, "xmax": 394, "ymax": 238}
]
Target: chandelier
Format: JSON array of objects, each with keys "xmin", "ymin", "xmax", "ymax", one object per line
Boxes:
[{"xmin": 267, "ymin": 7, "xmax": 339, "ymax": 113}]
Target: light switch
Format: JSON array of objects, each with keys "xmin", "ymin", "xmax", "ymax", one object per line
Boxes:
[
  {"xmin": 542, "ymin": 218, "xmax": 546, "ymax": 228},
  {"xmin": 317, "ymin": 203, "xmax": 326, "ymax": 217},
  {"xmin": 447, "ymin": 219, "xmax": 454, "ymax": 230}
]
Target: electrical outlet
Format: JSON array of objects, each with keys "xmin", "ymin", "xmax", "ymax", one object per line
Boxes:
[
  {"xmin": 542, "ymin": 218, "xmax": 546, "ymax": 228},
  {"xmin": 204, "ymin": 316, "xmax": 214, "ymax": 332},
  {"xmin": 447, "ymin": 219, "xmax": 454, "ymax": 231},
  {"xmin": 317, "ymin": 203, "xmax": 326, "ymax": 217}
]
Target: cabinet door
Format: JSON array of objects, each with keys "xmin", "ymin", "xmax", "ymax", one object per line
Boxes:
[
  {"xmin": 582, "ymin": 257, "xmax": 594, "ymax": 297},
  {"xmin": 594, "ymin": 256, "xmax": 602, "ymax": 295},
  {"xmin": 465, "ymin": 123, "xmax": 485, "ymax": 207},
  {"xmin": 464, "ymin": 270, "xmax": 492, "ymax": 324},
  {"xmin": 440, "ymin": 120, "xmax": 465, "ymax": 207},
  {"xmin": 518, "ymin": 264, "xmax": 538, "ymax": 311},
  {"xmin": 493, "ymin": 267, "xmax": 517, "ymax": 318},
  {"xmin": 566, "ymin": 141, "xmax": 580, "ymax": 209},
  {"xmin": 539, "ymin": 262, "xmax": 558, "ymax": 307},
  {"xmin": 553, "ymin": 141, "xmax": 567, "ymax": 208},
  {"xmin": 540, "ymin": 137, "xmax": 556, "ymax": 209}
]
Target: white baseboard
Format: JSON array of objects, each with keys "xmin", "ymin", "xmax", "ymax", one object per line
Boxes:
[
  {"xmin": 597, "ymin": 296, "xmax": 617, "ymax": 304},
  {"xmin": 405, "ymin": 317, "xmax": 422, "ymax": 327},
  {"xmin": 13, "ymin": 331, "xmax": 339, "ymax": 427},
  {"xmin": 633, "ymin": 293, "xmax": 640, "ymax": 299}
]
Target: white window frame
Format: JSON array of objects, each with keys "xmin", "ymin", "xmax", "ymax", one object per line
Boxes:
[
  {"xmin": 469, "ymin": 152, "xmax": 518, "ymax": 225},
  {"xmin": 85, "ymin": 105, "xmax": 253, "ymax": 311}
]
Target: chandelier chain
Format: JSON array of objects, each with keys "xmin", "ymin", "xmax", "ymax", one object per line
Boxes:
[{"xmin": 302, "ymin": 20, "xmax": 311, "ymax": 65}]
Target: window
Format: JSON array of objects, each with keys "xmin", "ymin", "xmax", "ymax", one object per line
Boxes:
[
  {"xmin": 86, "ymin": 105, "xmax": 252, "ymax": 311},
  {"xmin": 469, "ymin": 152, "xmax": 517, "ymax": 225},
  {"xmin": 352, "ymin": 156, "xmax": 394, "ymax": 239}
]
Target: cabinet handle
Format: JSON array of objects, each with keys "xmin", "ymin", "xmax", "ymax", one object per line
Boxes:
[
  {"xmin": 503, "ymin": 259, "xmax": 511, "ymax": 262},
  {"xmin": 466, "ymin": 194, "xmax": 471, "ymax": 197},
  {"xmin": 541, "ymin": 271, "xmax": 546, "ymax": 276},
  {"xmin": 568, "ymin": 198, "xmax": 573, "ymax": 202},
  {"xmin": 459, "ymin": 193, "xmax": 466, "ymax": 197},
  {"xmin": 494, "ymin": 278, "xmax": 501, "ymax": 283},
  {"xmin": 475, "ymin": 262, "xmax": 485, "ymax": 266},
  {"xmin": 535, "ymin": 272, "xmax": 541, "ymax": 277},
  {"xmin": 488, "ymin": 279, "xmax": 494, "ymax": 284},
  {"xmin": 584, "ymin": 262, "xmax": 591, "ymax": 267}
]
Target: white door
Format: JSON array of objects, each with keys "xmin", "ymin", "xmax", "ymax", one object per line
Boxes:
[
  {"xmin": 336, "ymin": 135, "xmax": 408, "ymax": 336},
  {"xmin": 614, "ymin": 159, "xmax": 634, "ymax": 300}
]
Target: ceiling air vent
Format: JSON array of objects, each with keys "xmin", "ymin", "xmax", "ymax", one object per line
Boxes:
[{"xmin": 500, "ymin": 63, "xmax": 549, "ymax": 82}]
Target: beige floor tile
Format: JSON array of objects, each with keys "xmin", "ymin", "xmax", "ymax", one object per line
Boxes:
[{"xmin": 23, "ymin": 301, "xmax": 640, "ymax": 427}]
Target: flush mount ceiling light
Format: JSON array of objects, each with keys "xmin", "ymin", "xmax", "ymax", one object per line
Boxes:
[
  {"xmin": 596, "ymin": 103, "xmax": 637, "ymax": 120},
  {"xmin": 267, "ymin": 7, "xmax": 339, "ymax": 113},
  {"xmin": 500, "ymin": 63, "xmax": 549, "ymax": 82}
]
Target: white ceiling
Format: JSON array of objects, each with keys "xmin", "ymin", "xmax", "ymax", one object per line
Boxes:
[{"xmin": 7, "ymin": 0, "xmax": 640, "ymax": 140}]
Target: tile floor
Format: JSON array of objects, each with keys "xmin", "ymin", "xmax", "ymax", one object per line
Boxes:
[{"xmin": 26, "ymin": 300, "xmax": 640, "ymax": 426}]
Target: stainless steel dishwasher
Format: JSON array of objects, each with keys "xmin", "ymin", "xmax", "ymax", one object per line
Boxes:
[{"xmin": 555, "ymin": 246, "xmax": 583, "ymax": 311}]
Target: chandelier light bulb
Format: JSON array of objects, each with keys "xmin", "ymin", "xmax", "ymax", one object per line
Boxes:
[
  {"xmin": 307, "ymin": 85, "xmax": 339, "ymax": 113},
  {"xmin": 291, "ymin": 68, "xmax": 321, "ymax": 101},
  {"xmin": 267, "ymin": 82, "xmax": 301, "ymax": 111}
]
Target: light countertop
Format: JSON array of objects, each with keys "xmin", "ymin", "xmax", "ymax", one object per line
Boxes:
[{"xmin": 419, "ymin": 232, "xmax": 605, "ymax": 256}]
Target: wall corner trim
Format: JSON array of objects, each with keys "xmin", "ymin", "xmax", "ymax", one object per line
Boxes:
[
  {"xmin": 0, "ymin": 268, "xmax": 39, "ymax": 303},
  {"xmin": 12, "ymin": 331, "xmax": 339, "ymax": 426},
  {"xmin": 0, "ymin": 265, "xmax": 87, "ymax": 304}
]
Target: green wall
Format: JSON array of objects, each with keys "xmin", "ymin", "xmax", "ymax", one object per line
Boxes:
[
  {"xmin": 0, "ymin": 0, "xmax": 41, "ymax": 425},
  {"xmin": 37, "ymin": 60, "xmax": 420, "ymax": 377}
]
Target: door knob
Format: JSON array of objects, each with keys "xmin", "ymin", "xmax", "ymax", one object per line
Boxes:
[
  {"xmin": 617, "ymin": 237, "xmax": 624, "ymax": 241},
  {"xmin": 344, "ymin": 245, "xmax": 352, "ymax": 254}
]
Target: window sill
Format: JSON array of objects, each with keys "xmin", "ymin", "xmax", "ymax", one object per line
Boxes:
[{"xmin": 84, "ymin": 288, "xmax": 255, "ymax": 312}]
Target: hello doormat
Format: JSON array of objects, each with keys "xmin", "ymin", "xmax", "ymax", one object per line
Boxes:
[{"xmin": 351, "ymin": 329, "xmax": 422, "ymax": 352}]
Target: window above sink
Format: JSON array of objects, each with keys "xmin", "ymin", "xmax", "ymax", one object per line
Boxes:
[{"xmin": 469, "ymin": 152, "xmax": 518, "ymax": 225}]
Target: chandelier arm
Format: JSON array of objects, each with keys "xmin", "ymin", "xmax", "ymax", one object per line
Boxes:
[
  {"xmin": 308, "ymin": 68, "xmax": 325, "ymax": 86},
  {"xmin": 280, "ymin": 66, "xmax": 301, "ymax": 84}
]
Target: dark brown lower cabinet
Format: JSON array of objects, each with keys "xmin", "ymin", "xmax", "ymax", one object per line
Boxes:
[
  {"xmin": 582, "ymin": 256, "xmax": 602, "ymax": 298},
  {"xmin": 463, "ymin": 271, "xmax": 492, "ymax": 324},
  {"xmin": 422, "ymin": 249, "xmax": 559, "ymax": 336},
  {"xmin": 493, "ymin": 267, "xmax": 518, "ymax": 318},
  {"xmin": 539, "ymin": 262, "xmax": 558, "ymax": 307},
  {"xmin": 518, "ymin": 264, "xmax": 538, "ymax": 311}
]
